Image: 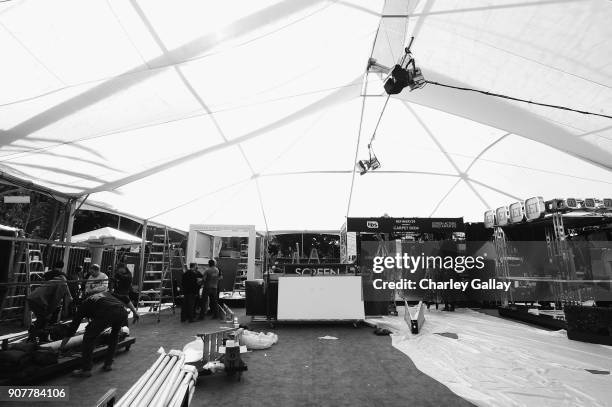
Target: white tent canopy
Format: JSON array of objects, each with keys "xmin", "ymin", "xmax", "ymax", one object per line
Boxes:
[
  {"xmin": 71, "ymin": 227, "xmax": 142, "ymax": 246},
  {"xmin": 1, "ymin": 0, "xmax": 611, "ymax": 231}
]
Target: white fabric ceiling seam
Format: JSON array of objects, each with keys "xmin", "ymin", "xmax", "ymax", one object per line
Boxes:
[
  {"xmin": 407, "ymin": 0, "xmax": 585, "ymax": 18},
  {"xmin": 142, "ymin": 109, "xmax": 330, "ymax": 225},
  {"xmin": 403, "ymin": 102, "xmax": 463, "ymax": 174},
  {"xmin": 0, "ymin": 82, "xmax": 360, "ymax": 165},
  {"xmin": 145, "ymin": 177, "xmax": 252, "ymax": 222},
  {"xmin": 464, "ymin": 133, "xmax": 511, "ymax": 174},
  {"xmin": 423, "ymin": 18, "xmax": 611, "ymax": 90},
  {"xmin": 0, "ymin": 0, "xmax": 336, "ymax": 108},
  {"xmin": 80, "ymin": 77, "xmax": 362, "ymax": 194},
  {"xmin": 127, "ymin": 0, "xmax": 259, "ymax": 182},
  {"xmin": 429, "ymin": 178, "xmax": 462, "ymax": 217},
  {"xmin": 0, "ymin": 20, "xmax": 65, "ymax": 85},
  {"xmin": 105, "ymin": 0, "xmax": 151, "ymax": 69}
]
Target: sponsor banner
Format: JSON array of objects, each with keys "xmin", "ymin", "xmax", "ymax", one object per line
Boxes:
[{"xmin": 346, "ymin": 217, "xmax": 464, "ymax": 234}]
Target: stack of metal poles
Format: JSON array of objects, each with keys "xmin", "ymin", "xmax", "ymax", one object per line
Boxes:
[{"xmin": 116, "ymin": 348, "xmax": 198, "ymax": 407}]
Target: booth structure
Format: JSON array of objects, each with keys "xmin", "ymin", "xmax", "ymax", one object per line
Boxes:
[
  {"xmin": 244, "ymin": 230, "xmax": 364, "ymax": 322},
  {"xmin": 186, "ymin": 225, "xmax": 265, "ymax": 295}
]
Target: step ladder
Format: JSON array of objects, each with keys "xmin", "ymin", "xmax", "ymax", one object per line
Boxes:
[
  {"xmin": 291, "ymin": 242, "xmax": 300, "ymax": 264},
  {"xmin": 139, "ymin": 228, "xmax": 176, "ymax": 322},
  {"xmin": 0, "ymin": 244, "xmax": 45, "ymax": 324},
  {"xmin": 308, "ymin": 247, "xmax": 320, "ymax": 263},
  {"xmin": 169, "ymin": 245, "xmax": 187, "ymax": 274}
]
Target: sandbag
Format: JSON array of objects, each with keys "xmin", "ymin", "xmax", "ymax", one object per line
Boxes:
[
  {"xmin": 9, "ymin": 342, "xmax": 37, "ymax": 353},
  {"xmin": 32, "ymin": 349, "xmax": 58, "ymax": 366},
  {"xmin": 240, "ymin": 330, "xmax": 278, "ymax": 350}
]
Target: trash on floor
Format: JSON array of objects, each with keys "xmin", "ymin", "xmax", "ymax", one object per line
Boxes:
[
  {"xmin": 240, "ymin": 330, "xmax": 278, "ymax": 350},
  {"xmin": 434, "ymin": 332, "xmax": 458, "ymax": 339}
]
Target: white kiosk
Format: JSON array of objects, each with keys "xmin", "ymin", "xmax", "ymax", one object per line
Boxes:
[{"xmin": 187, "ymin": 225, "xmax": 265, "ymax": 298}]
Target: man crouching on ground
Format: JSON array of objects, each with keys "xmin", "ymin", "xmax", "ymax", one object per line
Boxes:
[{"xmin": 59, "ymin": 291, "xmax": 139, "ymax": 377}]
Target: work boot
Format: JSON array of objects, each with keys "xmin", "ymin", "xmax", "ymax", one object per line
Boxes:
[{"xmin": 71, "ymin": 369, "xmax": 92, "ymax": 378}]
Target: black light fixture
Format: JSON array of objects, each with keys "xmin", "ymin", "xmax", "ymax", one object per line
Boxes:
[
  {"xmin": 358, "ymin": 144, "xmax": 381, "ymax": 175},
  {"xmin": 378, "ymin": 37, "xmax": 426, "ymax": 95}
]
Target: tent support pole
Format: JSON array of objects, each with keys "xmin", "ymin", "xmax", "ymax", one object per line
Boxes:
[
  {"xmin": 138, "ymin": 220, "xmax": 148, "ymax": 296},
  {"xmin": 61, "ymin": 199, "xmax": 76, "ymax": 275}
]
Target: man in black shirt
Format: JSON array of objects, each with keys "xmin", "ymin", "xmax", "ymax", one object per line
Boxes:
[
  {"xmin": 59, "ymin": 291, "xmax": 139, "ymax": 377},
  {"xmin": 181, "ymin": 263, "xmax": 199, "ymax": 322}
]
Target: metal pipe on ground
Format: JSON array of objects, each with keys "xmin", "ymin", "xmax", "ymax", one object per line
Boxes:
[
  {"xmin": 168, "ymin": 372, "xmax": 192, "ymax": 407},
  {"xmin": 150, "ymin": 355, "xmax": 185, "ymax": 407},
  {"xmin": 116, "ymin": 352, "xmax": 166, "ymax": 407},
  {"xmin": 117, "ymin": 350, "xmax": 198, "ymax": 407},
  {"xmin": 121, "ymin": 352, "xmax": 170, "ymax": 407},
  {"xmin": 130, "ymin": 355, "xmax": 171, "ymax": 406},
  {"xmin": 164, "ymin": 367, "xmax": 188, "ymax": 405},
  {"xmin": 138, "ymin": 351, "xmax": 181, "ymax": 406}
]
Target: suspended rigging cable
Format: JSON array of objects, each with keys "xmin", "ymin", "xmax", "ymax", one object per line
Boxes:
[
  {"xmin": 369, "ymin": 94, "xmax": 391, "ymax": 146},
  {"xmin": 424, "ymin": 80, "xmax": 612, "ymax": 120}
]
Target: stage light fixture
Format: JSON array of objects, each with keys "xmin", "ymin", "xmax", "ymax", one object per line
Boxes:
[
  {"xmin": 483, "ymin": 210, "xmax": 495, "ymax": 228},
  {"xmin": 509, "ymin": 202, "xmax": 525, "ymax": 223},
  {"xmin": 495, "ymin": 206, "xmax": 509, "ymax": 226},
  {"xmin": 357, "ymin": 145, "xmax": 381, "ymax": 176},
  {"xmin": 525, "ymin": 197, "xmax": 546, "ymax": 221},
  {"xmin": 369, "ymin": 37, "xmax": 426, "ymax": 96},
  {"xmin": 383, "ymin": 60, "xmax": 425, "ymax": 95},
  {"xmin": 584, "ymin": 198, "xmax": 604, "ymax": 209}
]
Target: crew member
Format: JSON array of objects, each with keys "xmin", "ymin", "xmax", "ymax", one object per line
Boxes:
[
  {"xmin": 203, "ymin": 259, "xmax": 222, "ymax": 319},
  {"xmin": 84, "ymin": 264, "xmax": 108, "ymax": 296},
  {"xmin": 26, "ymin": 274, "xmax": 72, "ymax": 342},
  {"xmin": 60, "ymin": 291, "xmax": 139, "ymax": 377},
  {"xmin": 181, "ymin": 263, "xmax": 199, "ymax": 322},
  {"xmin": 43, "ymin": 260, "xmax": 67, "ymax": 280},
  {"xmin": 113, "ymin": 264, "xmax": 134, "ymax": 304}
]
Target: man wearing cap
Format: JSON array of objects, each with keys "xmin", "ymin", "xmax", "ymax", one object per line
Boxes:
[
  {"xmin": 85, "ymin": 264, "xmax": 108, "ymax": 296},
  {"xmin": 59, "ymin": 291, "xmax": 139, "ymax": 377}
]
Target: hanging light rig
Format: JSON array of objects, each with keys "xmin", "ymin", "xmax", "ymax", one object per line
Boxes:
[
  {"xmin": 358, "ymin": 37, "xmax": 424, "ymax": 175},
  {"xmin": 357, "ymin": 143, "xmax": 381, "ymax": 175},
  {"xmin": 383, "ymin": 37, "xmax": 425, "ymax": 94}
]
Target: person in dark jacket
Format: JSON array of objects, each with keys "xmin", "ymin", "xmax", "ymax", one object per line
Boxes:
[
  {"xmin": 43, "ymin": 260, "xmax": 67, "ymax": 281},
  {"xmin": 181, "ymin": 263, "xmax": 199, "ymax": 322},
  {"xmin": 59, "ymin": 291, "xmax": 138, "ymax": 377},
  {"xmin": 27, "ymin": 275, "xmax": 72, "ymax": 342},
  {"xmin": 113, "ymin": 264, "xmax": 134, "ymax": 305}
]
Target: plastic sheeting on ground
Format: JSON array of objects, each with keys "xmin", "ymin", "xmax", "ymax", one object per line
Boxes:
[{"xmin": 369, "ymin": 308, "xmax": 612, "ymax": 407}]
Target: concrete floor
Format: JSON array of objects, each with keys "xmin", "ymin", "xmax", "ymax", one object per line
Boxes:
[{"xmin": 4, "ymin": 309, "xmax": 473, "ymax": 407}]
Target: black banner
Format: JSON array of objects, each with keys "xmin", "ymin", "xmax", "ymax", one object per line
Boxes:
[{"xmin": 346, "ymin": 217, "xmax": 464, "ymax": 234}]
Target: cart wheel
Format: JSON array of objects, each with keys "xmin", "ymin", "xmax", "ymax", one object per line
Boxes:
[
  {"xmin": 125, "ymin": 344, "xmax": 131, "ymax": 351},
  {"xmin": 352, "ymin": 321, "xmax": 359, "ymax": 328}
]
